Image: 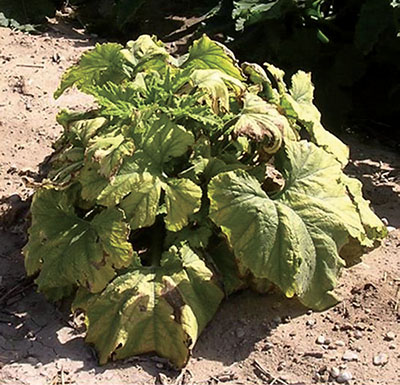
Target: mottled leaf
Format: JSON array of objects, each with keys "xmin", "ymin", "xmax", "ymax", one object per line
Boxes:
[{"xmin": 72, "ymin": 245, "xmax": 223, "ymax": 368}]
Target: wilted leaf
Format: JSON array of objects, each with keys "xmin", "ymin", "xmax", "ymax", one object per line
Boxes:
[
  {"xmin": 73, "ymin": 245, "xmax": 223, "ymax": 367},
  {"xmin": 183, "ymin": 35, "xmax": 244, "ymax": 80},
  {"xmin": 209, "ymin": 140, "xmax": 369, "ymax": 309},
  {"xmin": 24, "ymin": 188, "xmax": 134, "ymax": 299},
  {"xmin": 282, "ymin": 71, "xmax": 349, "ymax": 165}
]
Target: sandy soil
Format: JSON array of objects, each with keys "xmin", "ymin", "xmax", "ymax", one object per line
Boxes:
[{"xmin": 0, "ymin": 24, "xmax": 399, "ymax": 385}]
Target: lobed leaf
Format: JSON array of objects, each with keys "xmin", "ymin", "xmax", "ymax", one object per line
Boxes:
[
  {"xmin": 54, "ymin": 43, "xmax": 127, "ymax": 99},
  {"xmin": 72, "ymin": 245, "xmax": 224, "ymax": 368},
  {"xmin": 24, "ymin": 188, "xmax": 134, "ymax": 300},
  {"xmin": 208, "ymin": 140, "xmax": 371, "ymax": 310}
]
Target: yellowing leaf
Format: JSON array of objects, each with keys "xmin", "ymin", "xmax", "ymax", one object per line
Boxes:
[
  {"xmin": 23, "ymin": 188, "xmax": 134, "ymax": 299},
  {"xmin": 72, "ymin": 245, "xmax": 223, "ymax": 368},
  {"xmin": 234, "ymin": 93, "xmax": 287, "ymax": 154},
  {"xmin": 208, "ymin": 141, "xmax": 371, "ymax": 310},
  {"xmin": 86, "ymin": 133, "xmax": 135, "ymax": 177},
  {"xmin": 163, "ymin": 178, "xmax": 202, "ymax": 232},
  {"xmin": 282, "ymin": 71, "xmax": 349, "ymax": 165},
  {"xmin": 190, "ymin": 69, "xmax": 245, "ymax": 113},
  {"xmin": 184, "ymin": 35, "xmax": 244, "ymax": 80}
]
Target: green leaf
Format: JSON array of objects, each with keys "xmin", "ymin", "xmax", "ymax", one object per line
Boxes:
[
  {"xmin": 232, "ymin": 0, "xmax": 293, "ymax": 31},
  {"xmin": 23, "ymin": 188, "xmax": 134, "ymax": 298},
  {"xmin": 72, "ymin": 245, "xmax": 223, "ymax": 368},
  {"xmin": 282, "ymin": 71, "xmax": 349, "ymax": 165},
  {"xmin": 355, "ymin": 0, "xmax": 394, "ymax": 54},
  {"xmin": 133, "ymin": 115, "xmax": 195, "ymax": 173},
  {"xmin": 54, "ymin": 43, "xmax": 127, "ymax": 99},
  {"xmin": 91, "ymin": 82, "xmax": 140, "ymax": 119},
  {"xmin": 208, "ymin": 141, "xmax": 371, "ymax": 310},
  {"xmin": 115, "ymin": 172, "xmax": 161, "ymax": 230},
  {"xmin": 183, "ymin": 35, "xmax": 244, "ymax": 80},
  {"xmin": 163, "ymin": 178, "xmax": 202, "ymax": 232}
]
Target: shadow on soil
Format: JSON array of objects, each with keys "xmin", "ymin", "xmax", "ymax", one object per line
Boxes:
[
  {"xmin": 344, "ymin": 138, "xmax": 400, "ymax": 229},
  {"xmin": 0, "ymin": 202, "xmax": 307, "ymax": 379},
  {"xmin": 1, "ymin": 133, "xmax": 399, "ymax": 379}
]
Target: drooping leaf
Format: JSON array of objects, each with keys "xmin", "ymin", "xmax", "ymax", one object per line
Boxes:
[
  {"xmin": 234, "ymin": 93, "xmax": 286, "ymax": 154},
  {"xmin": 23, "ymin": 188, "xmax": 134, "ymax": 299},
  {"xmin": 122, "ymin": 34, "xmax": 170, "ymax": 74},
  {"xmin": 342, "ymin": 175, "xmax": 387, "ymax": 244},
  {"xmin": 208, "ymin": 140, "xmax": 369, "ymax": 309},
  {"xmin": 183, "ymin": 35, "xmax": 244, "ymax": 80},
  {"xmin": 86, "ymin": 133, "xmax": 135, "ymax": 177},
  {"xmin": 281, "ymin": 71, "xmax": 349, "ymax": 165},
  {"xmin": 162, "ymin": 178, "xmax": 202, "ymax": 232},
  {"xmin": 72, "ymin": 245, "xmax": 224, "ymax": 368}
]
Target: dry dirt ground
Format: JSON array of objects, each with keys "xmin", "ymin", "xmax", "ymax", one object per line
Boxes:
[{"xmin": 0, "ymin": 25, "xmax": 399, "ymax": 385}]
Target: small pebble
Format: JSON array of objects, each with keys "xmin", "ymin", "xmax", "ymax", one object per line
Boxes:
[
  {"xmin": 342, "ymin": 350, "xmax": 358, "ymax": 361},
  {"xmin": 306, "ymin": 319, "xmax": 316, "ymax": 326},
  {"xmin": 330, "ymin": 366, "xmax": 340, "ymax": 378},
  {"xmin": 373, "ymin": 353, "xmax": 389, "ymax": 366},
  {"xmin": 341, "ymin": 323, "xmax": 353, "ymax": 331},
  {"xmin": 354, "ymin": 330, "xmax": 363, "ymax": 339},
  {"xmin": 236, "ymin": 328, "xmax": 245, "ymax": 338},
  {"xmin": 318, "ymin": 365, "xmax": 328, "ymax": 374},
  {"xmin": 316, "ymin": 335, "xmax": 326, "ymax": 345},
  {"xmin": 385, "ymin": 331, "xmax": 396, "ymax": 341},
  {"xmin": 389, "ymin": 344, "xmax": 396, "ymax": 350},
  {"xmin": 156, "ymin": 363, "xmax": 164, "ymax": 369},
  {"xmin": 273, "ymin": 316, "xmax": 282, "ymax": 324},
  {"xmin": 335, "ymin": 340, "xmax": 346, "ymax": 347},
  {"xmin": 336, "ymin": 371, "xmax": 353, "ymax": 383},
  {"xmin": 381, "ymin": 217, "xmax": 389, "ymax": 226}
]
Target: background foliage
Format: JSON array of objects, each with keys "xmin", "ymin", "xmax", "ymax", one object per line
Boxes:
[{"xmin": 1, "ymin": 1, "xmax": 398, "ymax": 143}]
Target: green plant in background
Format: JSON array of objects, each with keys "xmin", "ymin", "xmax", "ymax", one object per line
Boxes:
[
  {"xmin": 23, "ymin": 35, "xmax": 386, "ymax": 367},
  {"xmin": 207, "ymin": 0, "xmax": 400, "ymax": 139},
  {"xmin": 0, "ymin": 0, "xmax": 60, "ymax": 32}
]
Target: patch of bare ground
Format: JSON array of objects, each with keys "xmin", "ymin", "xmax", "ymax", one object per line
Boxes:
[{"xmin": 0, "ymin": 24, "xmax": 399, "ymax": 385}]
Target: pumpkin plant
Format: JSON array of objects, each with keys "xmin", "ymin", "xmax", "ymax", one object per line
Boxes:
[{"xmin": 23, "ymin": 35, "xmax": 386, "ymax": 367}]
